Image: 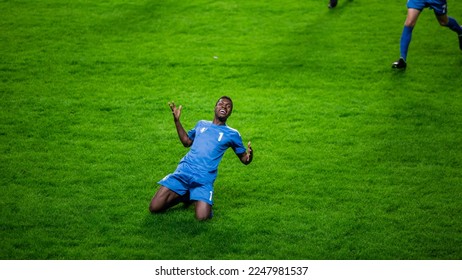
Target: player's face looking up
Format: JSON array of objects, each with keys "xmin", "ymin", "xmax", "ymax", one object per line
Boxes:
[{"xmin": 215, "ymin": 98, "xmax": 233, "ymax": 122}]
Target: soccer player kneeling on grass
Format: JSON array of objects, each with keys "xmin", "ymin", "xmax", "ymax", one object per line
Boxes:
[
  {"xmin": 392, "ymin": 0, "xmax": 462, "ymax": 69},
  {"xmin": 149, "ymin": 96, "xmax": 253, "ymax": 220}
]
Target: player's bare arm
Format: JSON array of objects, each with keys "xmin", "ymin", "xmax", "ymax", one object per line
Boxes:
[
  {"xmin": 238, "ymin": 141, "xmax": 253, "ymax": 165},
  {"xmin": 168, "ymin": 101, "xmax": 192, "ymax": 147}
]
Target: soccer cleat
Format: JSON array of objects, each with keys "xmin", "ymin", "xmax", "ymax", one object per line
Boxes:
[
  {"xmin": 328, "ymin": 0, "xmax": 338, "ymax": 8},
  {"xmin": 209, "ymin": 209, "xmax": 214, "ymax": 219},
  {"xmin": 392, "ymin": 58, "xmax": 407, "ymax": 69}
]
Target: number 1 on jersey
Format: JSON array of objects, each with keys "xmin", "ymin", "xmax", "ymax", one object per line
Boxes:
[{"xmin": 218, "ymin": 132, "xmax": 223, "ymax": 142}]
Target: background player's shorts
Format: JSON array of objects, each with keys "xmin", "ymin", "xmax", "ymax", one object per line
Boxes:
[
  {"xmin": 407, "ymin": 0, "xmax": 447, "ymax": 15},
  {"xmin": 158, "ymin": 162, "xmax": 215, "ymax": 205}
]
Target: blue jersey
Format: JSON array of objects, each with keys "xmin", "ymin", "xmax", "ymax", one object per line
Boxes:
[{"xmin": 179, "ymin": 120, "xmax": 246, "ymax": 174}]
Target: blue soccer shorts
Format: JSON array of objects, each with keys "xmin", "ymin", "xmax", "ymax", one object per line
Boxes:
[
  {"xmin": 407, "ymin": 0, "xmax": 447, "ymax": 15},
  {"xmin": 158, "ymin": 162, "xmax": 215, "ymax": 205}
]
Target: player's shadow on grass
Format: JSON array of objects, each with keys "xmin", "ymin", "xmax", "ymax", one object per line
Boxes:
[
  {"xmin": 140, "ymin": 205, "xmax": 248, "ymax": 259},
  {"xmin": 141, "ymin": 204, "xmax": 212, "ymax": 236}
]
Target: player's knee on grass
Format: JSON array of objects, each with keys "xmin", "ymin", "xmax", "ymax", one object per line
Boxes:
[
  {"xmin": 149, "ymin": 201, "xmax": 162, "ymax": 213},
  {"xmin": 149, "ymin": 186, "xmax": 181, "ymax": 214},
  {"xmin": 195, "ymin": 202, "xmax": 212, "ymax": 221},
  {"xmin": 195, "ymin": 211, "xmax": 212, "ymax": 221},
  {"xmin": 149, "ymin": 196, "xmax": 168, "ymax": 213}
]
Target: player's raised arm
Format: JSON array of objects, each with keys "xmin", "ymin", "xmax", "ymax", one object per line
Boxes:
[
  {"xmin": 168, "ymin": 101, "xmax": 192, "ymax": 147},
  {"xmin": 239, "ymin": 141, "xmax": 253, "ymax": 165}
]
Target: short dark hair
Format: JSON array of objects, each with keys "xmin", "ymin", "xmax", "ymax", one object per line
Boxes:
[{"xmin": 216, "ymin": 96, "xmax": 233, "ymax": 106}]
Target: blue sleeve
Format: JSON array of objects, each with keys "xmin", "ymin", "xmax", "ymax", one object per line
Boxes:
[
  {"xmin": 232, "ymin": 132, "xmax": 246, "ymax": 155},
  {"xmin": 187, "ymin": 122, "xmax": 198, "ymax": 141}
]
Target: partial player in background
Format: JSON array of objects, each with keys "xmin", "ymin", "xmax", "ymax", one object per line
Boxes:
[
  {"xmin": 392, "ymin": 0, "xmax": 462, "ymax": 69},
  {"xmin": 328, "ymin": 0, "xmax": 338, "ymax": 9},
  {"xmin": 149, "ymin": 96, "xmax": 253, "ymax": 220}
]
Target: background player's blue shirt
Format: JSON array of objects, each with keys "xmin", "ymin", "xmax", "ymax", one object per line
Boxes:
[{"xmin": 179, "ymin": 120, "xmax": 246, "ymax": 174}]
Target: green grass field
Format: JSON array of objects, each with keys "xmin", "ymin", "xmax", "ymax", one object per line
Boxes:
[{"xmin": 1, "ymin": 0, "xmax": 461, "ymax": 260}]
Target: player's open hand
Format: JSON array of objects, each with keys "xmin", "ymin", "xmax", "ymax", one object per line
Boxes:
[
  {"xmin": 168, "ymin": 101, "xmax": 182, "ymax": 121},
  {"xmin": 246, "ymin": 141, "xmax": 253, "ymax": 163}
]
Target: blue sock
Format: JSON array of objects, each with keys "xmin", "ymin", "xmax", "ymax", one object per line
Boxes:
[
  {"xmin": 400, "ymin": 26, "xmax": 413, "ymax": 61},
  {"xmin": 446, "ymin": 17, "xmax": 462, "ymax": 35}
]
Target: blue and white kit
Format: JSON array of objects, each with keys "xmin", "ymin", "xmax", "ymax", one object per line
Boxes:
[
  {"xmin": 158, "ymin": 120, "xmax": 246, "ymax": 205},
  {"xmin": 407, "ymin": 0, "xmax": 447, "ymax": 15}
]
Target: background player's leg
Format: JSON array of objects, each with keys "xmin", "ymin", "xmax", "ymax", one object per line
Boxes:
[
  {"xmin": 435, "ymin": 14, "xmax": 462, "ymax": 50},
  {"xmin": 328, "ymin": 0, "xmax": 338, "ymax": 9},
  {"xmin": 393, "ymin": 9, "xmax": 421, "ymax": 68},
  {"xmin": 401, "ymin": 9, "xmax": 421, "ymax": 61}
]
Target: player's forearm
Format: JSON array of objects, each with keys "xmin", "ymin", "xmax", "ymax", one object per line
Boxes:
[{"xmin": 174, "ymin": 119, "xmax": 192, "ymax": 147}]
